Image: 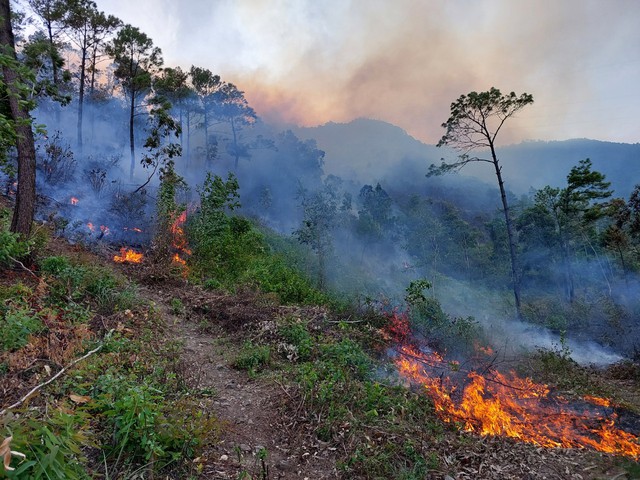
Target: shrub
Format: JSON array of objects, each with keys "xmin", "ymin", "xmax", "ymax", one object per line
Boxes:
[
  {"xmin": 0, "ymin": 305, "xmax": 44, "ymax": 353},
  {"xmin": 3, "ymin": 408, "xmax": 92, "ymax": 479},
  {"xmin": 232, "ymin": 342, "xmax": 271, "ymax": 377}
]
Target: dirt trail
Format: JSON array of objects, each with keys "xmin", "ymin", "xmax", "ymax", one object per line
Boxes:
[{"xmin": 140, "ymin": 286, "xmax": 339, "ymax": 479}]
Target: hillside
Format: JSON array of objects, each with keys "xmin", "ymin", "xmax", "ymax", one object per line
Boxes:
[
  {"xmin": 295, "ymin": 119, "xmax": 640, "ymax": 198},
  {"xmin": 1, "ymin": 197, "xmax": 640, "ymax": 479}
]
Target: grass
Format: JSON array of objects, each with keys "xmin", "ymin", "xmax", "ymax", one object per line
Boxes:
[{"xmin": 0, "ymin": 247, "xmax": 217, "ymax": 478}]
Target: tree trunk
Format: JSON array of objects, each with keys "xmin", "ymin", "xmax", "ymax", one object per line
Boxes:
[
  {"xmin": 46, "ymin": 20, "xmax": 58, "ymax": 86},
  {"xmin": 231, "ymin": 118, "xmax": 239, "ymax": 171},
  {"xmin": 77, "ymin": 45, "xmax": 87, "ymax": 153},
  {"xmin": 203, "ymin": 107, "xmax": 209, "ymax": 164},
  {"xmin": 1, "ymin": 0, "xmax": 37, "ymax": 237},
  {"xmin": 490, "ymin": 143, "xmax": 522, "ymax": 318},
  {"xmin": 129, "ymin": 89, "xmax": 135, "ymax": 179}
]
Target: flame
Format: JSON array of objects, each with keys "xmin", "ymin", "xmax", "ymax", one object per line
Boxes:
[
  {"xmin": 100, "ymin": 225, "xmax": 110, "ymax": 236},
  {"xmin": 124, "ymin": 227, "xmax": 143, "ymax": 233},
  {"xmin": 170, "ymin": 210, "xmax": 192, "ymax": 255},
  {"xmin": 395, "ymin": 344, "xmax": 640, "ymax": 458},
  {"xmin": 113, "ymin": 247, "xmax": 144, "ymax": 264},
  {"xmin": 87, "ymin": 222, "xmax": 95, "ymax": 232},
  {"xmin": 169, "ymin": 210, "xmax": 191, "ymax": 277},
  {"xmin": 70, "ymin": 197, "xmax": 79, "ymax": 205},
  {"xmin": 172, "ymin": 253, "xmax": 186, "ymax": 266}
]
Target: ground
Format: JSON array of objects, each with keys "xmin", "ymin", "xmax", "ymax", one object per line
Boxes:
[{"xmin": 1, "ymin": 232, "xmax": 639, "ymax": 479}]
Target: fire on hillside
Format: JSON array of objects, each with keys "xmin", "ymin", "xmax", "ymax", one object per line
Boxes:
[{"xmin": 387, "ymin": 313, "xmax": 640, "ymax": 459}]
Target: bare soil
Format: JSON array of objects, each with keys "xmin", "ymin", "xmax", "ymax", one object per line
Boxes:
[{"xmin": 139, "ymin": 284, "xmax": 340, "ymax": 479}]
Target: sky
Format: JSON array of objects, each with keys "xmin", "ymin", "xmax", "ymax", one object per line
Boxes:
[{"xmin": 95, "ymin": 0, "xmax": 640, "ymax": 146}]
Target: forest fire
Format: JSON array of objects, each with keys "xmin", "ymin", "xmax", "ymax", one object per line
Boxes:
[
  {"xmin": 390, "ymin": 316, "xmax": 640, "ymax": 459},
  {"xmin": 170, "ymin": 210, "xmax": 191, "ymax": 275},
  {"xmin": 113, "ymin": 247, "xmax": 144, "ymax": 264}
]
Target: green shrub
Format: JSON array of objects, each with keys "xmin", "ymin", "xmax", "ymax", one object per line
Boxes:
[
  {"xmin": 242, "ymin": 256, "xmax": 326, "ymax": 305},
  {"xmin": 232, "ymin": 342, "xmax": 271, "ymax": 377},
  {"xmin": 279, "ymin": 321, "xmax": 313, "ymax": 361},
  {"xmin": 0, "ymin": 306, "xmax": 44, "ymax": 352},
  {"xmin": 3, "ymin": 408, "xmax": 92, "ymax": 479},
  {"xmin": 39, "ymin": 257, "xmax": 137, "ymax": 313},
  {"xmin": 0, "ymin": 230, "xmax": 30, "ymax": 266}
]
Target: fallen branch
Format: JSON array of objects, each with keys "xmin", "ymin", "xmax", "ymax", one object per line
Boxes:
[
  {"xmin": 7, "ymin": 255, "xmax": 37, "ymax": 278},
  {"xmin": 0, "ymin": 331, "xmax": 113, "ymax": 417}
]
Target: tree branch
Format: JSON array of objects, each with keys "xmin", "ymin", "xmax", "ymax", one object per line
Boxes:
[{"xmin": 0, "ymin": 331, "xmax": 113, "ymax": 417}]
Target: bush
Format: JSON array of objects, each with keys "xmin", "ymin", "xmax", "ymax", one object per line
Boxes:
[
  {"xmin": 241, "ymin": 256, "xmax": 326, "ymax": 305},
  {"xmin": 0, "ymin": 305, "xmax": 44, "ymax": 353},
  {"xmin": 3, "ymin": 408, "xmax": 92, "ymax": 479},
  {"xmin": 39, "ymin": 257, "xmax": 137, "ymax": 313},
  {"xmin": 232, "ymin": 342, "xmax": 271, "ymax": 377}
]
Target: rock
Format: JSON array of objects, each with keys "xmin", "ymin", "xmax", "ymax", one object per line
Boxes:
[
  {"xmin": 239, "ymin": 443, "xmax": 251, "ymax": 452},
  {"xmin": 219, "ymin": 454, "xmax": 228, "ymax": 461}
]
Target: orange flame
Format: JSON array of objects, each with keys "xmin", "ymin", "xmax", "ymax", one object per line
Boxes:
[
  {"xmin": 169, "ymin": 210, "xmax": 191, "ymax": 277},
  {"xmin": 170, "ymin": 210, "xmax": 192, "ymax": 255},
  {"xmin": 87, "ymin": 222, "xmax": 95, "ymax": 232},
  {"xmin": 70, "ymin": 197, "xmax": 79, "ymax": 205},
  {"xmin": 113, "ymin": 247, "xmax": 144, "ymax": 264},
  {"xmin": 395, "ymin": 344, "xmax": 640, "ymax": 458}
]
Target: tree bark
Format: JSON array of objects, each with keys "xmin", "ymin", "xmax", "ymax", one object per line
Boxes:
[
  {"xmin": 0, "ymin": 0, "xmax": 37, "ymax": 237},
  {"xmin": 490, "ymin": 142, "xmax": 522, "ymax": 318},
  {"xmin": 129, "ymin": 89, "xmax": 135, "ymax": 179},
  {"xmin": 77, "ymin": 43, "xmax": 87, "ymax": 153}
]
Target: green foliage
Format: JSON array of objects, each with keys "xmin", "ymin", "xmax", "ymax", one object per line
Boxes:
[
  {"xmin": 170, "ymin": 298, "xmax": 184, "ymax": 315},
  {"xmin": 233, "ymin": 342, "xmax": 271, "ymax": 377},
  {"xmin": 279, "ymin": 318, "xmax": 442, "ymax": 478},
  {"xmin": 0, "ymin": 209, "xmax": 31, "ymax": 265},
  {"xmin": 2, "ymin": 408, "xmax": 93, "ymax": 479},
  {"xmin": 294, "ymin": 180, "xmax": 339, "ymax": 288},
  {"xmin": 404, "ymin": 281, "xmax": 481, "ymax": 353},
  {"xmin": 39, "ymin": 256, "xmax": 137, "ymax": 313},
  {"xmin": 240, "ymin": 255, "xmax": 326, "ymax": 305},
  {"xmin": 188, "ymin": 172, "xmax": 251, "ymax": 282},
  {"xmin": 152, "ymin": 161, "xmax": 186, "ymax": 263},
  {"xmin": 278, "ymin": 321, "xmax": 313, "ymax": 361},
  {"xmin": 0, "ymin": 304, "xmax": 44, "ymax": 352}
]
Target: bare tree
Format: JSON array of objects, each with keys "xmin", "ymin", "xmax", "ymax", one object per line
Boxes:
[{"xmin": 430, "ymin": 88, "xmax": 533, "ymax": 318}]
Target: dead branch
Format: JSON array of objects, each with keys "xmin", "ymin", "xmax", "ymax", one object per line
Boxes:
[
  {"xmin": 7, "ymin": 255, "xmax": 37, "ymax": 278},
  {"xmin": 0, "ymin": 330, "xmax": 113, "ymax": 417}
]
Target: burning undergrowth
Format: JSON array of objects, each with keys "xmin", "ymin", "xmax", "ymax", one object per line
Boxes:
[{"xmin": 385, "ymin": 309, "xmax": 640, "ymax": 459}]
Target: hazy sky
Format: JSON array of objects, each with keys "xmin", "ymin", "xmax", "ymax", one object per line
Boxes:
[{"xmin": 96, "ymin": 0, "xmax": 639, "ymax": 145}]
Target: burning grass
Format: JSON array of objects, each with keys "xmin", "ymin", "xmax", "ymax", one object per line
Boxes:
[
  {"xmin": 393, "ymin": 326, "xmax": 640, "ymax": 459},
  {"xmin": 113, "ymin": 247, "xmax": 144, "ymax": 264}
]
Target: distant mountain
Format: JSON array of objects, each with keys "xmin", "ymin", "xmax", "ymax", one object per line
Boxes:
[
  {"xmin": 295, "ymin": 119, "xmax": 640, "ymax": 199},
  {"xmin": 498, "ymin": 139, "xmax": 640, "ymax": 198}
]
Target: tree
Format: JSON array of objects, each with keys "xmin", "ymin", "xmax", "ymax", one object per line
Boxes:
[
  {"xmin": 133, "ymin": 97, "xmax": 182, "ymax": 193},
  {"xmin": 294, "ymin": 181, "xmax": 339, "ymax": 289},
  {"xmin": 212, "ymin": 82, "xmax": 258, "ymax": 170},
  {"xmin": 431, "ymin": 88, "xmax": 533, "ymax": 317},
  {"xmin": 356, "ymin": 183, "xmax": 393, "ymax": 242},
  {"xmin": 189, "ymin": 65, "xmax": 221, "ymax": 164},
  {"xmin": 0, "ymin": 0, "xmax": 38, "ymax": 236},
  {"xmin": 518, "ymin": 159, "xmax": 612, "ymax": 301},
  {"xmin": 26, "ymin": 0, "xmax": 68, "ymax": 86},
  {"xmin": 154, "ymin": 66, "xmax": 190, "ymax": 149},
  {"xmin": 64, "ymin": 0, "xmax": 120, "ymax": 150},
  {"xmin": 106, "ymin": 24, "xmax": 162, "ymax": 179}
]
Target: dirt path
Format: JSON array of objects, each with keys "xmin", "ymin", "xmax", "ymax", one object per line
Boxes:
[{"xmin": 140, "ymin": 287, "xmax": 339, "ymax": 479}]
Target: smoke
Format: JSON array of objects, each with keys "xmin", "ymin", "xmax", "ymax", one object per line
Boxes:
[{"xmin": 96, "ymin": 0, "xmax": 640, "ymax": 145}]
